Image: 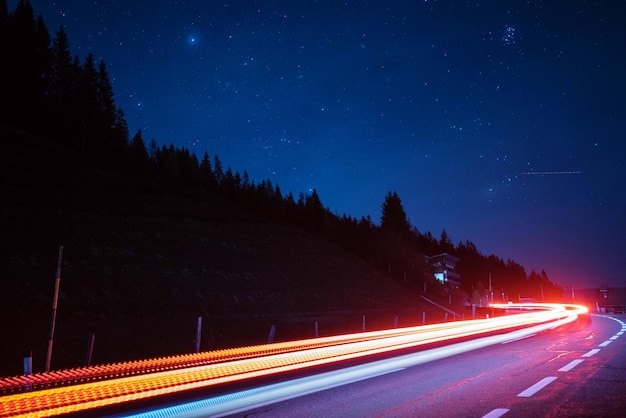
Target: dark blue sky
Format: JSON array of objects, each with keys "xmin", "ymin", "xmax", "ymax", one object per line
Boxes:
[{"xmin": 18, "ymin": 1, "xmax": 626, "ymax": 289}]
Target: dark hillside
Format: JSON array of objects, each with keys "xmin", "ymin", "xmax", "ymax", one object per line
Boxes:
[{"xmin": 0, "ymin": 125, "xmax": 438, "ymax": 376}]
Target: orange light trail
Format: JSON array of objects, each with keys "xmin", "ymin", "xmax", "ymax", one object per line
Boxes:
[{"xmin": 0, "ymin": 303, "xmax": 587, "ymax": 417}]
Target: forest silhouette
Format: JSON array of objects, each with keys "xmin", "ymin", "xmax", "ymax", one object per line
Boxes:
[
  {"xmin": 0, "ymin": 0, "xmax": 562, "ymax": 302},
  {"xmin": 1, "ymin": 0, "xmax": 565, "ymax": 374}
]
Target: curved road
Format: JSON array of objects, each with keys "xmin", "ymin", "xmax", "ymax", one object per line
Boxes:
[
  {"xmin": 230, "ymin": 314, "xmax": 626, "ymax": 417},
  {"xmin": 0, "ymin": 305, "xmax": 616, "ymax": 417}
]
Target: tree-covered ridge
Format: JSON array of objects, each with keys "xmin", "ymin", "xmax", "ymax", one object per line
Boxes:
[
  {"xmin": 1, "ymin": 1, "xmax": 128, "ymax": 163},
  {"xmin": 0, "ymin": 0, "xmax": 562, "ymax": 303}
]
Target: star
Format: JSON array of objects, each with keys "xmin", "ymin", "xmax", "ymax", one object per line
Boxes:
[{"xmin": 502, "ymin": 25, "xmax": 516, "ymax": 45}]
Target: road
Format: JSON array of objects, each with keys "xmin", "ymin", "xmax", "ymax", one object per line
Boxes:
[
  {"xmin": 1, "ymin": 305, "xmax": 617, "ymax": 417},
  {"xmin": 227, "ymin": 314, "xmax": 626, "ymax": 417}
]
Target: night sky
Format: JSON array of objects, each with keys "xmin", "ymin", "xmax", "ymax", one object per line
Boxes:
[{"xmin": 17, "ymin": 1, "xmax": 626, "ymax": 289}]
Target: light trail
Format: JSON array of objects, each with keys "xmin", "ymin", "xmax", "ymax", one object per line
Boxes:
[
  {"xmin": 0, "ymin": 303, "xmax": 587, "ymax": 417},
  {"xmin": 133, "ymin": 312, "xmax": 582, "ymax": 418}
]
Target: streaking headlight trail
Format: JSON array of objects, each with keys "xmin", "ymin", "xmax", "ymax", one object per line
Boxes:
[{"xmin": 0, "ymin": 303, "xmax": 588, "ymax": 417}]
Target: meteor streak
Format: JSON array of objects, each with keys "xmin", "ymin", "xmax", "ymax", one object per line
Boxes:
[{"xmin": 520, "ymin": 171, "xmax": 581, "ymax": 175}]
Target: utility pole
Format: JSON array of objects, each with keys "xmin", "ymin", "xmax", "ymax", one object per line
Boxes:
[{"xmin": 45, "ymin": 245, "xmax": 63, "ymax": 372}]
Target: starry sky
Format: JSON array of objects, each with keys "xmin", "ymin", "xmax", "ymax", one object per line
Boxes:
[{"xmin": 17, "ymin": 1, "xmax": 626, "ymax": 290}]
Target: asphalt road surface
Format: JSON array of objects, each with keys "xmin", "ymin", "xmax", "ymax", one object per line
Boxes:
[{"xmin": 228, "ymin": 314, "xmax": 626, "ymax": 417}]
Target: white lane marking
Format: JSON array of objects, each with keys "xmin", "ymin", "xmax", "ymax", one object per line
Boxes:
[
  {"xmin": 598, "ymin": 340, "xmax": 612, "ymax": 347},
  {"xmin": 518, "ymin": 376, "xmax": 557, "ymax": 397},
  {"xmin": 582, "ymin": 349, "xmax": 600, "ymax": 357},
  {"xmin": 558, "ymin": 359, "xmax": 584, "ymax": 372},
  {"xmin": 610, "ymin": 335, "xmax": 619, "ymax": 340},
  {"xmin": 482, "ymin": 408, "xmax": 510, "ymax": 418},
  {"xmin": 617, "ymin": 331, "xmax": 624, "ymax": 336}
]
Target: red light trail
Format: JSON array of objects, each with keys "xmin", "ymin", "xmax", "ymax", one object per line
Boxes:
[{"xmin": 0, "ymin": 303, "xmax": 587, "ymax": 417}]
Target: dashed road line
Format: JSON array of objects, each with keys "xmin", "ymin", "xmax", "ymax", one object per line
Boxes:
[
  {"xmin": 482, "ymin": 408, "xmax": 510, "ymax": 418},
  {"xmin": 582, "ymin": 348, "xmax": 600, "ymax": 357},
  {"xmin": 558, "ymin": 359, "xmax": 584, "ymax": 372},
  {"xmin": 517, "ymin": 376, "xmax": 557, "ymax": 397},
  {"xmin": 487, "ymin": 314, "xmax": 624, "ymax": 416}
]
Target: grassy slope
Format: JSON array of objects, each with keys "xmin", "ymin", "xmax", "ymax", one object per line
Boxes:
[{"xmin": 0, "ymin": 125, "xmax": 440, "ymax": 376}]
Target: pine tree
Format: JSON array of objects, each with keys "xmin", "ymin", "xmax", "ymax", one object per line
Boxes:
[
  {"xmin": 79, "ymin": 53, "xmax": 98, "ymax": 155},
  {"xmin": 213, "ymin": 155, "xmax": 224, "ymax": 185},
  {"xmin": 148, "ymin": 139, "xmax": 159, "ymax": 162},
  {"xmin": 129, "ymin": 129, "xmax": 149, "ymax": 173},
  {"xmin": 380, "ymin": 191, "xmax": 410, "ymax": 236},
  {"xmin": 113, "ymin": 107, "xmax": 129, "ymax": 149},
  {"xmin": 33, "ymin": 14, "xmax": 51, "ymax": 131},
  {"xmin": 96, "ymin": 60, "xmax": 116, "ymax": 127},
  {"xmin": 0, "ymin": 0, "xmax": 7, "ymax": 24},
  {"xmin": 96, "ymin": 59, "xmax": 126, "ymax": 159},
  {"xmin": 2, "ymin": 0, "xmax": 51, "ymax": 131},
  {"xmin": 49, "ymin": 25, "xmax": 75, "ymax": 144},
  {"xmin": 200, "ymin": 151, "xmax": 217, "ymax": 191},
  {"xmin": 305, "ymin": 188, "xmax": 324, "ymax": 213},
  {"xmin": 241, "ymin": 170, "xmax": 250, "ymax": 190},
  {"xmin": 439, "ymin": 229, "xmax": 454, "ymax": 253}
]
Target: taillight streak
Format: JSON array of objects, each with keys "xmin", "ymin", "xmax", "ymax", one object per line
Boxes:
[{"xmin": 0, "ymin": 303, "xmax": 587, "ymax": 417}]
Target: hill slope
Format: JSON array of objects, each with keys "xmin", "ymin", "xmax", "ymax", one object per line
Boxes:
[{"xmin": 1, "ymin": 125, "xmax": 440, "ymax": 376}]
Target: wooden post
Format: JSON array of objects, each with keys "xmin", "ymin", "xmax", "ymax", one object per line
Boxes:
[
  {"xmin": 195, "ymin": 316, "xmax": 202, "ymax": 353},
  {"xmin": 45, "ymin": 245, "xmax": 63, "ymax": 372},
  {"xmin": 362, "ymin": 314, "xmax": 366, "ymax": 332},
  {"xmin": 23, "ymin": 352, "xmax": 32, "ymax": 392},
  {"xmin": 422, "ymin": 311, "xmax": 426, "ymax": 325},
  {"xmin": 268, "ymin": 325, "xmax": 276, "ymax": 343},
  {"xmin": 444, "ymin": 312, "xmax": 448, "ymax": 322},
  {"xmin": 86, "ymin": 333, "xmax": 95, "ymax": 367},
  {"xmin": 393, "ymin": 315, "xmax": 398, "ymax": 328},
  {"xmin": 314, "ymin": 321, "xmax": 319, "ymax": 338}
]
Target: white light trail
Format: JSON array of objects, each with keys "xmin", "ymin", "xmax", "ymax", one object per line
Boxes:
[
  {"xmin": 0, "ymin": 303, "xmax": 588, "ymax": 417},
  {"xmin": 129, "ymin": 305, "xmax": 587, "ymax": 417}
]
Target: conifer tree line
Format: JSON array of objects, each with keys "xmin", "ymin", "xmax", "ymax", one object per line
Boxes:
[
  {"xmin": 0, "ymin": 0, "xmax": 562, "ymax": 302},
  {"xmin": 1, "ymin": 0, "xmax": 128, "ymax": 163}
]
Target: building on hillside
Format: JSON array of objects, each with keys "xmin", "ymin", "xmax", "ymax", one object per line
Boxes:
[{"xmin": 425, "ymin": 253, "xmax": 461, "ymax": 287}]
